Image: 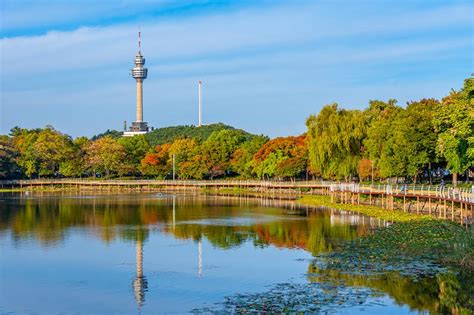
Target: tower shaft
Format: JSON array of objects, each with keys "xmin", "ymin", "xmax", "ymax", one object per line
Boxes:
[{"xmin": 136, "ymin": 79, "xmax": 143, "ymax": 122}]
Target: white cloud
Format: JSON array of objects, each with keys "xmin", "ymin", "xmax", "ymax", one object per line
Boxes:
[{"xmin": 2, "ymin": 2, "xmax": 472, "ymax": 76}]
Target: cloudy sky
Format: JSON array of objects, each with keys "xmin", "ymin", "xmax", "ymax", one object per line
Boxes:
[{"xmin": 1, "ymin": 0, "xmax": 472, "ymax": 138}]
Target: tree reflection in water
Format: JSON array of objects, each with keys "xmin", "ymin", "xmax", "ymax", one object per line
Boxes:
[{"xmin": 308, "ymin": 265, "xmax": 474, "ymax": 314}]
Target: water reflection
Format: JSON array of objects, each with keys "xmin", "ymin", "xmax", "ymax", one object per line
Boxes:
[
  {"xmin": 308, "ymin": 265, "xmax": 474, "ymax": 314},
  {"xmin": 198, "ymin": 239, "xmax": 202, "ymax": 278},
  {"xmin": 5, "ymin": 192, "xmax": 461, "ymax": 313},
  {"xmin": 0, "ymin": 193, "xmax": 380, "ymax": 254},
  {"xmin": 133, "ymin": 238, "xmax": 147, "ymax": 310}
]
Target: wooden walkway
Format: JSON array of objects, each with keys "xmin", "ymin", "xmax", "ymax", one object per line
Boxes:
[{"xmin": 1, "ymin": 179, "xmax": 473, "ymax": 224}]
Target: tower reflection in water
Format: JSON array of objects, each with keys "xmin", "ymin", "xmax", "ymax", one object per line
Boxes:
[
  {"xmin": 198, "ymin": 239, "xmax": 202, "ymax": 278},
  {"xmin": 130, "ymin": 195, "xmax": 205, "ymax": 311},
  {"xmin": 132, "ymin": 238, "xmax": 148, "ymax": 311}
]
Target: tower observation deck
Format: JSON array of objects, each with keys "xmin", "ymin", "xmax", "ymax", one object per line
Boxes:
[{"xmin": 124, "ymin": 31, "xmax": 150, "ymax": 136}]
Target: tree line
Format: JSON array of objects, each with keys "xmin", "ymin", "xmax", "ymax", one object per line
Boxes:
[{"xmin": 0, "ymin": 76, "xmax": 472, "ymax": 185}]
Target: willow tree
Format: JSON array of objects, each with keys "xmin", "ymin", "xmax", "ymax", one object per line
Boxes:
[
  {"xmin": 434, "ymin": 76, "xmax": 474, "ymax": 186},
  {"xmin": 306, "ymin": 104, "xmax": 366, "ymax": 180}
]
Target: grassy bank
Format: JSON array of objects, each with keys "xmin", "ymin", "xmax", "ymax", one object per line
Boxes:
[
  {"xmin": 201, "ymin": 187, "xmax": 299, "ymax": 199},
  {"xmin": 0, "ymin": 188, "xmax": 28, "ymax": 192}
]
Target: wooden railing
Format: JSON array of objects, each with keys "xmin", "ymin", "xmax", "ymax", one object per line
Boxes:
[{"xmin": 2, "ymin": 179, "xmax": 473, "ymax": 204}]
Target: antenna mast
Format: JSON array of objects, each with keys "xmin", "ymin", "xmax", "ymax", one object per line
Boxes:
[{"xmin": 138, "ymin": 27, "xmax": 141, "ymax": 53}]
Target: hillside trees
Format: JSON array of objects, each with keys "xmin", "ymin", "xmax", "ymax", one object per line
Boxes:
[{"xmin": 144, "ymin": 123, "xmax": 236, "ymax": 146}]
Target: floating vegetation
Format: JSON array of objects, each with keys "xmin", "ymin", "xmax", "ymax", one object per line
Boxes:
[
  {"xmin": 191, "ymin": 281, "xmax": 384, "ymax": 314},
  {"xmin": 192, "ymin": 210, "xmax": 474, "ymax": 314},
  {"xmin": 317, "ymin": 219, "xmax": 474, "ymax": 273}
]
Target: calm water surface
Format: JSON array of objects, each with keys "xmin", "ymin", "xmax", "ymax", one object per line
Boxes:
[{"xmin": 0, "ymin": 192, "xmax": 460, "ymax": 314}]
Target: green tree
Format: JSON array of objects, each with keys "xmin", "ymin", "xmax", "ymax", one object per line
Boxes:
[
  {"xmin": 118, "ymin": 135, "xmax": 151, "ymax": 174},
  {"xmin": 168, "ymin": 138, "xmax": 199, "ymax": 178},
  {"xmin": 33, "ymin": 126, "xmax": 75, "ymax": 177},
  {"xmin": 230, "ymin": 135, "xmax": 269, "ymax": 178},
  {"xmin": 403, "ymin": 99, "xmax": 438, "ymax": 181},
  {"xmin": 178, "ymin": 155, "xmax": 209, "ymax": 179},
  {"xmin": 0, "ymin": 135, "xmax": 19, "ymax": 179},
  {"xmin": 59, "ymin": 137, "xmax": 89, "ymax": 177},
  {"xmin": 85, "ymin": 136, "xmax": 126, "ymax": 177},
  {"xmin": 363, "ymin": 100, "xmax": 403, "ymax": 178},
  {"xmin": 434, "ymin": 76, "xmax": 474, "ymax": 186},
  {"xmin": 12, "ymin": 128, "xmax": 40, "ymax": 178},
  {"xmin": 199, "ymin": 129, "xmax": 249, "ymax": 178}
]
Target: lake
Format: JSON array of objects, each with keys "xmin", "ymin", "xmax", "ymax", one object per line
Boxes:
[{"xmin": 0, "ymin": 192, "xmax": 466, "ymax": 314}]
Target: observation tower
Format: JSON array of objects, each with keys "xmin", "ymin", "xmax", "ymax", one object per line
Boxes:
[{"xmin": 124, "ymin": 31, "xmax": 150, "ymax": 136}]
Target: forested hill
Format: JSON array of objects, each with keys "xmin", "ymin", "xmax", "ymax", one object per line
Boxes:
[
  {"xmin": 91, "ymin": 123, "xmax": 251, "ymax": 145},
  {"xmin": 145, "ymin": 123, "xmax": 244, "ymax": 146}
]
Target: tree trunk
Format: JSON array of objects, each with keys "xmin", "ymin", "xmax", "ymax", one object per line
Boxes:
[
  {"xmin": 428, "ymin": 163, "xmax": 432, "ymax": 184},
  {"xmin": 452, "ymin": 173, "xmax": 457, "ymax": 187}
]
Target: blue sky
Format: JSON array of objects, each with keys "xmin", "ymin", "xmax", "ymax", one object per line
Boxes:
[{"xmin": 1, "ymin": 0, "xmax": 473, "ymax": 138}]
